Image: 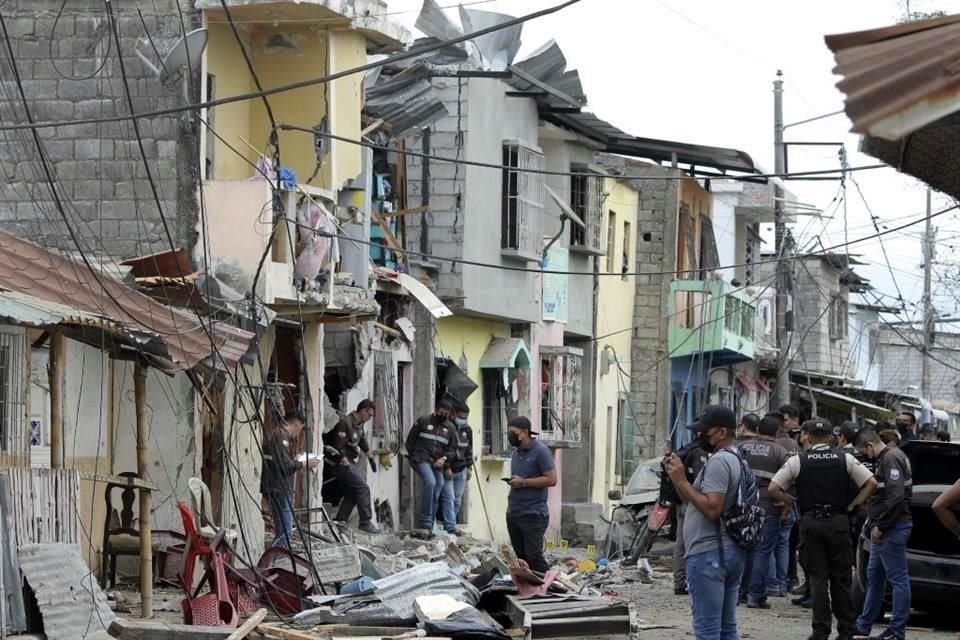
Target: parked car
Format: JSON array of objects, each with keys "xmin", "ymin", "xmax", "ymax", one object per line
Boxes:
[{"xmin": 853, "ymin": 440, "xmax": 960, "ymax": 611}]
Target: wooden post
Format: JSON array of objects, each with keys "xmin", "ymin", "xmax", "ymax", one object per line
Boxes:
[
  {"xmin": 48, "ymin": 331, "xmax": 64, "ymax": 469},
  {"xmin": 134, "ymin": 362, "xmax": 153, "ymax": 618}
]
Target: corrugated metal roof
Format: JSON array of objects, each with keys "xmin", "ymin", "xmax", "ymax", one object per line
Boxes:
[
  {"xmin": 825, "ymin": 14, "xmax": 960, "ymax": 140},
  {"xmin": 296, "ymin": 562, "xmax": 480, "ymax": 626},
  {"xmin": 479, "ymin": 337, "xmax": 532, "ymax": 369},
  {"xmin": 365, "ymin": 62, "xmax": 449, "ymax": 137},
  {"xmin": 0, "ymin": 230, "xmax": 253, "ymax": 371},
  {"xmin": 508, "ymin": 40, "xmax": 587, "ymax": 110},
  {"xmin": 18, "ymin": 543, "xmax": 114, "ymax": 640},
  {"xmin": 545, "ymin": 112, "xmax": 757, "ymax": 173}
]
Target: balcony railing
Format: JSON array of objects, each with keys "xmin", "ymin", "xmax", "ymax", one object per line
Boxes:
[{"xmin": 667, "ymin": 280, "xmax": 756, "ymax": 364}]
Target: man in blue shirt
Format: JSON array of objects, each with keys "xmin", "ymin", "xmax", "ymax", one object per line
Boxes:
[{"xmin": 506, "ymin": 416, "xmax": 557, "ymax": 574}]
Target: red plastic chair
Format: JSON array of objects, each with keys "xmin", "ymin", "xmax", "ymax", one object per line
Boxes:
[{"xmin": 177, "ymin": 501, "xmax": 238, "ymax": 627}]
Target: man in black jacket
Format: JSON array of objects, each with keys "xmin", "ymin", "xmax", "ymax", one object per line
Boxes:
[
  {"xmin": 406, "ymin": 398, "xmax": 458, "ymax": 534},
  {"xmin": 854, "ymin": 429, "xmax": 914, "ymax": 640},
  {"xmin": 323, "ymin": 399, "xmax": 380, "ymax": 534},
  {"xmin": 667, "ymin": 439, "xmax": 707, "ymax": 595},
  {"xmin": 445, "ymin": 401, "xmax": 474, "ymax": 523},
  {"xmin": 261, "ymin": 410, "xmax": 319, "ymax": 548}
]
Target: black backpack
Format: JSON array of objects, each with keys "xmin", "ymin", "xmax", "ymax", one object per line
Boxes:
[{"xmin": 714, "ymin": 449, "xmax": 765, "ymax": 551}]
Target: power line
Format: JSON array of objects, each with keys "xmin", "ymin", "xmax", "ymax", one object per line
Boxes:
[
  {"xmin": 277, "ymin": 122, "xmax": 886, "ymax": 182},
  {"xmin": 0, "ymin": 0, "xmax": 583, "ymax": 133}
]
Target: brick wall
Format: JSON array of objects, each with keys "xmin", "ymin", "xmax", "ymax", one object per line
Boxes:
[
  {"xmin": 404, "ymin": 77, "xmax": 467, "ymax": 302},
  {"xmin": 629, "ymin": 167, "xmax": 679, "ymax": 456},
  {"xmin": 0, "ymin": 0, "xmax": 196, "ymax": 258}
]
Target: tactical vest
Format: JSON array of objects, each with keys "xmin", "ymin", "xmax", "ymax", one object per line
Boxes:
[{"xmin": 796, "ymin": 448, "xmax": 849, "ymax": 513}]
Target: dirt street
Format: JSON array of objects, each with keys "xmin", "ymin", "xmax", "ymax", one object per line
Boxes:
[{"xmin": 612, "ymin": 549, "xmax": 960, "ymax": 640}]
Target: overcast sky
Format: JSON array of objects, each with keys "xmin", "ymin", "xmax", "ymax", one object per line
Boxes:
[{"xmin": 382, "ymin": 0, "xmax": 960, "ymax": 322}]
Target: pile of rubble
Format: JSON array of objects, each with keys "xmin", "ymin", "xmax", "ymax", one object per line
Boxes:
[{"xmin": 108, "ymin": 528, "xmax": 651, "ymax": 640}]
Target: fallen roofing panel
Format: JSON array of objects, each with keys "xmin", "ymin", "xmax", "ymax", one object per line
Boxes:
[
  {"xmin": 18, "ymin": 543, "xmax": 115, "ymax": 640},
  {"xmin": 0, "ymin": 230, "xmax": 254, "ymax": 371},
  {"xmin": 364, "ymin": 63, "xmax": 449, "ymax": 137},
  {"xmin": 296, "ymin": 562, "xmax": 480, "ymax": 627}
]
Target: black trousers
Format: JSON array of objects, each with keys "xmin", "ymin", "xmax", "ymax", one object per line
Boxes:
[
  {"xmin": 331, "ymin": 462, "xmax": 373, "ymax": 525},
  {"xmin": 800, "ymin": 513, "xmax": 857, "ymax": 639},
  {"xmin": 507, "ymin": 513, "xmax": 549, "ymax": 574}
]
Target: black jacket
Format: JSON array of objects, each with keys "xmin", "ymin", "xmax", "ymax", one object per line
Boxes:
[
  {"xmin": 867, "ymin": 445, "xmax": 913, "ymax": 533},
  {"xmin": 260, "ymin": 427, "xmax": 302, "ymax": 496},
  {"xmin": 405, "ymin": 414, "xmax": 457, "ymax": 465},
  {"xmin": 324, "ymin": 412, "xmax": 370, "ymax": 462},
  {"xmin": 449, "ymin": 422, "xmax": 475, "ymax": 472}
]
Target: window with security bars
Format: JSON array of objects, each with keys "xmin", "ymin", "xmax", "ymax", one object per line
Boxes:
[
  {"xmin": 830, "ymin": 293, "xmax": 849, "ymax": 340},
  {"xmin": 0, "ymin": 331, "xmax": 26, "ymax": 454},
  {"xmin": 539, "ymin": 347, "xmax": 583, "ymax": 444},
  {"xmin": 501, "ymin": 142, "xmax": 544, "ymax": 260},
  {"xmin": 570, "ymin": 171, "xmax": 604, "ymax": 254},
  {"xmin": 482, "ymin": 368, "xmax": 518, "ymax": 456},
  {"xmin": 371, "ymin": 350, "xmax": 401, "ymax": 450}
]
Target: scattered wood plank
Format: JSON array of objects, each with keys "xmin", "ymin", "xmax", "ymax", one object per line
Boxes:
[
  {"xmin": 226, "ymin": 609, "xmax": 268, "ymax": 640},
  {"xmin": 361, "ymin": 118, "xmax": 385, "ymax": 137},
  {"xmin": 108, "ymin": 617, "xmax": 236, "ymax": 640},
  {"xmin": 380, "ymin": 206, "xmax": 428, "ymax": 219},
  {"xmin": 257, "ymin": 625, "xmax": 323, "ymax": 640},
  {"xmin": 370, "ymin": 211, "xmax": 406, "ymax": 262}
]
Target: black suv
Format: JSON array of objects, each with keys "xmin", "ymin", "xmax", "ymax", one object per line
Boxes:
[{"xmin": 853, "ymin": 440, "xmax": 960, "ymax": 611}]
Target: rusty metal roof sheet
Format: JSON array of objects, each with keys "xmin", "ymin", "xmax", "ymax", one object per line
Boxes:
[
  {"xmin": 18, "ymin": 543, "xmax": 114, "ymax": 640},
  {"xmin": 0, "ymin": 229, "xmax": 253, "ymax": 371},
  {"xmin": 825, "ymin": 14, "xmax": 960, "ymax": 140}
]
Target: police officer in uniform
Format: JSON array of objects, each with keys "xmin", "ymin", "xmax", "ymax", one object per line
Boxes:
[
  {"xmin": 323, "ymin": 399, "xmax": 380, "ymax": 534},
  {"xmin": 769, "ymin": 418, "xmax": 877, "ymax": 640},
  {"xmin": 739, "ymin": 414, "xmax": 794, "ymax": 608},
  {"xmin": 853, "ymin": 429, "xmax": 914, "ymax": 640},
  {"xmin": 406, "ymin": 398, "xmax": 458, "ymax": 534}
]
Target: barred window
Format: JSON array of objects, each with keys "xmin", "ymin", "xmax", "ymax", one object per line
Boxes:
[
  {"xmin": 501, "ymin": 142, "xmax": 544, "ymax": 260},
  {"xmin": 570, "ymin": 170, "xmax": 604, "ymax": 254},
  {"xmin": 539, "ymin": 346, "xmax": 583, "ymax": 444}
]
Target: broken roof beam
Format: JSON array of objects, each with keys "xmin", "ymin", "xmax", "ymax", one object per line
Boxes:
[{"xmin": 508, "ymin": 64, "xmax": 584, "ymax": 109}]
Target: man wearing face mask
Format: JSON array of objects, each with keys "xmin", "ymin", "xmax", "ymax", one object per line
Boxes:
[
  {"xmin": 896, "ymin": 412, "xmax": 917, "ymax": 444},
  {"xmin": 665, "ymin": 405, "xmax": 745, "ymax": 640},
  {"xmin": 506, "ymin": 416, "xmax": 557, "ymax": 574},
  {"xmin": 853, "ymin": 429, "xmax": 913, "ymax": 640},
  {"xmin": 405, "ymin": 398, "xmax": 458, "ymax": 535},
  {"xmin": 443, "ymin": 401, "xmax": 474, "ymax": 524}
]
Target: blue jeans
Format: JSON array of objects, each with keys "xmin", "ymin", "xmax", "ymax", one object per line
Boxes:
[
  {"xmin": 686, "ymin": 544, "xmax": 745, "ymax": 640},
  {"xmin": 452, "ymin": 470, "xmax": 467, "ymax": 519},
  {"xmin": 747, "ymin": 511, "xmax": 786, "ymax": 602},
  {"xmin": 415, "ymin": 462, "xmax": 447, "ymax": 529},
  {"xmin": 436, "ymin": 472, "xmax": 459, "ymax": 532},
  {"xmin": 767, "ymin": 510, "xmax": 795, "ymax": 592},
  {"xmin": 857, "ymin": 521, "xmax": 912, "ymax": 638},
  {"xmin": 267, "ymin": 493, "xmax": 295, "ymax": 549}
]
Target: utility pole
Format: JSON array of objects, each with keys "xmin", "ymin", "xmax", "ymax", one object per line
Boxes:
[
  {"xmin": 921, "ymin": 187, "xmax": 934, "ymax": 401},
  {"xmin": 773, "ymin": 70, "xmax": 791, "ymax": 409}
]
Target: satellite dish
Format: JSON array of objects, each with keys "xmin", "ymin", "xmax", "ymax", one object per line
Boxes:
[{"xmin": 135, "ymin": 28, "xmax": 208, "ymax": 83}]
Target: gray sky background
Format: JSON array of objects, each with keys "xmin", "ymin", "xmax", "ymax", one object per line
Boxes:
[{"xmin": 382, "ymin": 0, "xmax": 960, "ymax": 323}]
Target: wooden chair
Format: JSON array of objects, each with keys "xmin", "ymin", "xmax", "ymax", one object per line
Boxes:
[{"xmin": 99, "ymin": 472, "xmax": 161, "ymax": 588}]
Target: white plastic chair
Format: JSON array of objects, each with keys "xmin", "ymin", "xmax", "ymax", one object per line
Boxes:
[{"xmin": 187, "ymin": 477, "xmax": 239, "ymax": 545}]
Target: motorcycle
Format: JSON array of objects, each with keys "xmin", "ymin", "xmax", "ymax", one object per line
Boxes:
[{"xmin": 602, "ymin": 457, "xmax": 674, "ymax": 565}]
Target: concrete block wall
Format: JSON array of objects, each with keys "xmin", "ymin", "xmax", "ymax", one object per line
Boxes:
[
  {"xmin": 0, "ymin": 0, "xmax": 192, "ymax": 258},
  {"xmin": 793, "ymin": 258, "xmax": 850, "ymax": 377},
  {"xmin": 405, "ymin": 77, "xmax": 468, "ymax": 303},
  {"xmin": 877, "ymin": 327, "xmax": 960, "ymax": 402},
  {"xmin": 629, "ymin": 168, "xmax": 679, "ymax": 457}
]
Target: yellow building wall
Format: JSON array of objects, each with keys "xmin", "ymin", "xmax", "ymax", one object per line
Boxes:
[
  {"xmin": 435, "ymin": 316, "xmax": 514, "ymax": 542},
  {"xmin": 326, "ymin": 30, "xmax": 365, "ymax": 189},
  {"xmin": 204, "ymin": 23, "xmax": 364, "ymax": 191},
  {"xmin": 205, "ymin": 23, "xmax": 255, "ymax": 180},
  {"xmin": 591, "ymin": 177, "xmax": 639, "ymax": 511}
]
